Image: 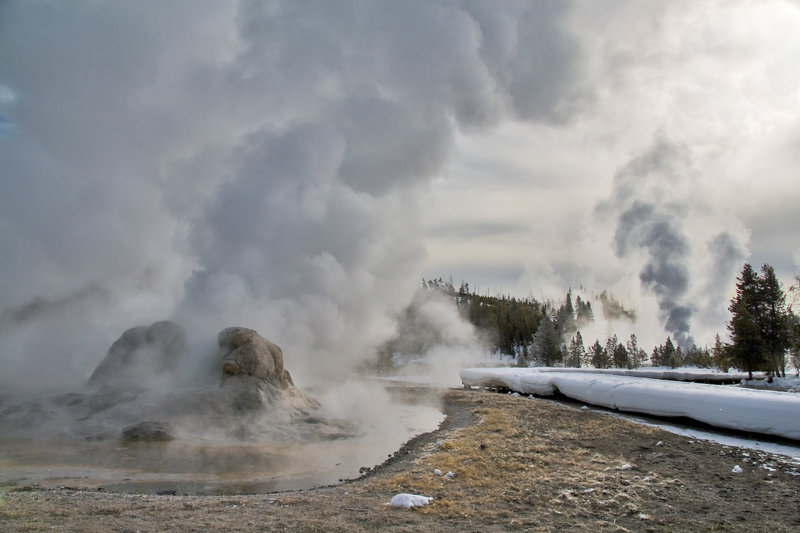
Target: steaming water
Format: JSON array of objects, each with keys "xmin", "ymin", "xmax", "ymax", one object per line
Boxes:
[{"xmin": 0, "ymin": 397, "xmax": 443, "ymax": 495}]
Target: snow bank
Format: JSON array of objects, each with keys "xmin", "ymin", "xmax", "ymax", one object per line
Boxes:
[
  {"xmin": 473, "ymin": 366, "xmax": 749, "ymax": 383},
  {"xmin": 460, "ymin": 368, "xmax": 800, "ymax": 441},
  {"xmin": 740, "ymin": 376, "xmax": 800, "ymax": 392}
]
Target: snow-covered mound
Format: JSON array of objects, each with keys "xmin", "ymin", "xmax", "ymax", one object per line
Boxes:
[
  {"xmin": 497, "ymin": 366, "xmax": 749, "ymax": 383},
  {"xmin": 460, "ymin": 368, "xmax": 800, "ymax": 441},
  {"xmin": 739, "ymin": 376, "xmax": 800, "ymax": 392}
]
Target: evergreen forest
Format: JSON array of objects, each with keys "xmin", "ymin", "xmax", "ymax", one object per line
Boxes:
[{"xmin": 379, "ymin": 265, "xmax": 800, "ymax": 377}]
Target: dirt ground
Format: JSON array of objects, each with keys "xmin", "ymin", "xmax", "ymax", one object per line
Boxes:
[{"xmin": 2, "ymin": 388, "xmax": 799, "ymax": 532}]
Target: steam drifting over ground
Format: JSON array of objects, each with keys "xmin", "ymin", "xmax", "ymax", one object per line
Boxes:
[{"xmin": 1, "ymin": 1, "xmax": 800, "ymax": 398}]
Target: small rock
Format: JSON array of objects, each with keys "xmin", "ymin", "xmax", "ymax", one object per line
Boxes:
[
  {"xmin": 444, "ymin": 471, "xmax": 456, "ymax": 480},
  {"xmin": 433, "ymin": 469, "xmax": 442, "ymax": 476},
  {"xmin": 732, "ymin": 465, "xmax": 743, "ymax": 474}
]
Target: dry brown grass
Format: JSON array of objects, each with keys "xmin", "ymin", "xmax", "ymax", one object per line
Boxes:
[
  {"xmin": 366, "ymin": 394, "xmax": 665, "ymax": 525},
  {"xmin": 370, "ymin": 405, "xmax": 540, "ymax": 517}
]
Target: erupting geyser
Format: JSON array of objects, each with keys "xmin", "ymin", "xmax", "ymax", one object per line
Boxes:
[{"xmin": 0, "ymin": 322, "xmax": 337, "ymax": 443}]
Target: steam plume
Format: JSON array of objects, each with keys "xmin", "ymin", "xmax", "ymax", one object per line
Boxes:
[
  {"xmin": 0, "ymin": 1, "xmax": 587, "ymax": 392},
  {"xmin": 609, "ymin": 140, "xmax": 695, "ymax": 347}
]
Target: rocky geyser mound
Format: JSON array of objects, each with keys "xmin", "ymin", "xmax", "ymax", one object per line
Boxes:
[{"xmin": 0, "ymin": 321, "xmax": 330, "ymax": 442}]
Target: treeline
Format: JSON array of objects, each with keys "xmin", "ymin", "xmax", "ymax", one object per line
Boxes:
[
  {"xmin": 418, "ymin": 277, "xmax": 719, "ymax": 370},
  {"xmin": 378, "ymin": 268, "xmax": 800, "ymax": 374},
  {"xmin": 418, "ymin": 267, "xmax": 800, "ymax": 375}
]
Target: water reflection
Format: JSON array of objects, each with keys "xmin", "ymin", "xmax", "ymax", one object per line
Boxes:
[{"xmin": 0, "ymin": 387, "xmax": 444, "ymax": 494}]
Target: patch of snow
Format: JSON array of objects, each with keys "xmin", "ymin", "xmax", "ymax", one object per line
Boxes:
[
  {"xmin": 460, "ymin": 368, "xmax": 800, "ymax": 440},
  {"xmin": 740, "ymin": 376, "xmax": 800, "ymax": 392},
  {"xmin": 389, "ymin": 494, "xmax": 432, "ymax": 509},
  {"xmin": 443, "ymin": 471, "xmax": 456, "ymax": 480},
  {"xmin": 605, "ymin": 412, "xmax": 800, "ymax": 465},
  {"xmin": 433, "ymin": 468, "xmax": 442, "ymax": 476},
  {"xmin": 732, "ymin": 465, "xmax": 743, "ymax": 474}
]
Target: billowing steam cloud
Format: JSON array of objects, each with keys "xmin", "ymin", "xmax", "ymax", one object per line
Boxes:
[
  {"xmin": 0, "ymin": 1, "xmax": 589, "ymax": 394},
  {"xmin": 1, "ymin": 0, "xmax": 798, "ymax": 397},
  {"xmin": 605, "ymin": 136, "xmax": 754, "ymax": 349}
]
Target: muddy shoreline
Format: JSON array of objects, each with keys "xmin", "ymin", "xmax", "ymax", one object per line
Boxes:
[{"xmin": 2, "ymin": 388, "xmax": 799, "ymax": 532}]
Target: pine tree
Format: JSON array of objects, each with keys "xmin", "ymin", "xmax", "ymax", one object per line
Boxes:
[
  {"xmin": 727, "ymin": 263, "xmax": 791, "ymax": 379},
  {"xmin": 626, "ymin": 334, "xmax": 647, "ymax": 368},
  {"xmin": 532, "ymin": 315, "xmax": 561, "ymax": 366},
  {"xmin": 711, "ymin": 333, "xmax": 729, "ymax": 372},
  {"xmin": 727, "ymin": 264, "xmax": 764, "ymax": 378},
  {"xmin": 728, "ymin": 299, "xmax": 766, "ymax": 379},
  {"xmin": 758, "ymin": 264, "xmax": 791, "ymax": 377},
  {"xmin": 568, "ymin": 331, "xmax": 585, "ymax": 368},
  {"xmin": 612, "ymin": 343, "xmax": 630, "ymax": 369},
  {"xmin": 651, "ymin": 337, "xmax": 679, "ymax": 367},
  {"xmin": 650, "ymin": 345, "xmax": 663, "ymax": 367},
  {"xmin": 556, "ymin": 290, "xmax": 577, "ymax": 340},
  {"xmin": 683, "ymin": 344, "xmax": 712, "ymax": 368},
  {"xmin": 575, "ymin": 296, "xmax": 594, "ymax": 327},
  {"xmin": 670, "ymin": 345, "xmax": 684, "ymax": 368},
  {"xmin": 605, "ymin": 335, "xmax": 618, "ymax": 365},
  {"xmin": 590, "ymin": 339, "xmax": 610, "ymax": 369}
]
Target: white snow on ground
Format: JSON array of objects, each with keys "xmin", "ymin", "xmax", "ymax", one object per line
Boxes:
[
  {"xmin": 460, "ymin": 368, "xmax": 800, "ymax": 441},
  {"xmin": 740, "ymin": 376, "xmax": 800, "ymax": 392},
  {"xmin": 389, "ymin": 493, "xmax": 432, "ymax": 508},
  {"xmin": 601, "ymin": 410, "xmax": 800, "ymax": 469}
]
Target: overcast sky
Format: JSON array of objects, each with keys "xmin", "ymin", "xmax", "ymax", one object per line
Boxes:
[{"xmin": 1, "ymin": 1, "xmax": 799, "ymax": 390}]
